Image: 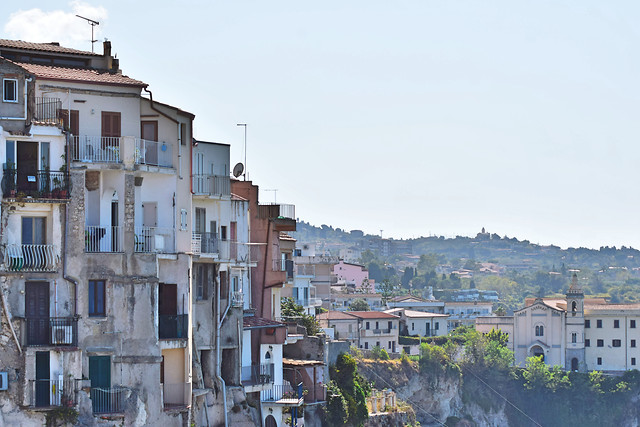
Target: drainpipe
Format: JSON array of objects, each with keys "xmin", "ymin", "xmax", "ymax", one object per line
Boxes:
[
  {"xmin": 1, "ymin": 77, "xmax": 32, "ymax": 120},
  {"xmin": 216, "ymin": 270, "xmax": 232, "ymax": 426},
  {"xmin": 62, "ymin": 132, "xmax": 79, "ymax": 316}
]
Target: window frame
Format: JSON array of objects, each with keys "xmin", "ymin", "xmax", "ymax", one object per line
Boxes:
[
  {"xmin": 3, "ymin": 78, "xmax": 18, "ymax": 103},
  {"xmin": 633, "ymin": 357, "xmax": 637, "ymax": 366},
  {"xmin": 88, "ymin": 279, "xmax": 106, "ymax": 317},
  {"xmin": 597, "ymin": 357, "xmax": 602, "ymax": 365},
  {"xmin": 631, "ymin": 320, "xmax": 637, "ymax": 329},
  {"xmin": 597, "ymin": 339, "xmax": 604, "ymax": 347},
  {"xmin": 585, "ymin": 339, "xmax": 590, "ymax": 347},
  {"xmin": 584, "ymin": 319, "xmax": 590, "ymax": 328},
  {"xmin": 596, "ymin": 319, "xmax": 602, "ymax": 328},
  {"xmin": 612, "ymin": 339, "xmax": 622, "ymax": 347},
  {"xmin": 632, "ymin": 339, "xmax": 636, "ymax": 348},
  {"xmin": 614, "ymin": 319, "xmax": 620, "ymax": 329}
]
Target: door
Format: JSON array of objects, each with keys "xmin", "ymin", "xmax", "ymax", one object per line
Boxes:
[
  {"xmin": 159, "ymin": 283, "xmax": 178, "ymax": 338},
  {"xmin": 101, "ymin": 111, "xmax": 121, "ymax": 153},
  {"xmin": 141, "ymin": 121, "xmax": 158, "ymax": 164},
  {"xmin": 111, "ymin": 198, "xmax": 119, "ymax": 251},
  {"xmin": 89, "ymin": 356, "xmax": 111, "ymax": 413},
  {"xmin": 16, "ymin": 142, "xmax": 38, "ymax": 194},
  {"xmin": 230, "ymin": 221, "xmax": 237, "ymax": 259},
  {"xmin": 141, "ymin": 202, "xmax": 157, "ymax": 251},
  {"xmin": 26, "ymin": 282, "xmax": 49, "ymax": 345},
  {"xmin": 35, "ymin": 351, "xmax": 50, "ymax": 407}
]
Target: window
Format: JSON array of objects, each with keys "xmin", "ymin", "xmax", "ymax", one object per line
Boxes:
[
  {"xmin": 3, "ymin": 79, "xmax": 17, "ymax": 102},
  {"xmin": 535, "ymin": 325, "xmax": 544, "ymax": 337},
  {"xmin": 375, "ymin": 321, "xmax": 379, "ymax": 330},
  {"xmin": 388, "ymin": 321, "xmax": 392, "ymax": 330},
  {"xmin": 614, "ymin": 319, "xmax": 620, "ymax": 328},
  {"xmin": 195, "ymin": 264, "xmax": 208, "ymax": 300},
  {"xmin": 632, "ymin": 340, "xmax": 636, "ymax": 348},
  {"xmin": 585, "ymin": 320, "xmax": 590, "ymax": 328},
  {"xmin": 364, "ymin": 342, "xmax": 368, "ymax": 349},
  {"xmin": 613, "ymin": 339, "xmax": 622, "ymax": 347},
  {"xmin": 633, "ymin": 358, "xmax": 636, "ymax": 366},
  {"xmin": 180, "ymin": 209, "xmax": 187, "ymax": 231},
  {"xmin": 221, "ymin": 226, "xmax": 227, "ymax": 241},
  {"xmin": 22, "ymin": 217, "xmax": 46, "ymax": 244},
  {"xmin": 597, "ymin": 339, "xmax": 604, "ymax": 347},
  {"xmin": 376, "ymin": 341, "xmax": 380, "ymax": 347},
  {"xmin": 435, "ymin": 322, "xmax": 439, "ymax": 330},
  {"xmin": 88, "ymin": 280, "xmax": 106, "ymax": 317},
  {"xmin": 388, "ymin": 341, "xmax": 391, "ymax": 349},
  {"xmin": 571, "ymin": 333, "xmax": 577, "ymax": 343},
  {"xmin": 631, "ymin": 320, "xmax": 637, "ymax": 329},
  {"xmin": 366, "ymin": 321, "xmax": 370, "ymax": 330},
  {"xmin": 585, "ymin": 339, "xmax": 590, "ymax": 347},
  {"xmin": 597, "ymin": 357, "xmax": 602, "ymax": 365},
  {"xmin": 411, "ymin": 322, "xmax": 415, "ymax": 331},
  {"xmin": 597, "ymin": 319, "xmax": 602, "ymax": 328}
]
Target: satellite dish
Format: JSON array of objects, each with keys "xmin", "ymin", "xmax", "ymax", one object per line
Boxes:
[{"xmin": 233, "ymin": 163, "xmax": 244, "ymax": 178}]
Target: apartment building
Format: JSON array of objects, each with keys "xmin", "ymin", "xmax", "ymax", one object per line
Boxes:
[
  {"xmin": 318, "ymin": 311, "xmax": 400, "ymax": 353},
  {"xmin": 385, "ymin": 308, "xmax": 448, "ymax": 337},
  {"xmin": 0, "ymin": 39, "xmax": 193, "ymax": 426}
]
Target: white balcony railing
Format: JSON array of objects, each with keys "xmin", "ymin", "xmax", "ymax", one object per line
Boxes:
[
  {"xmin": 135, "ymin": 139, "xmax": 172, "ymax": 167},
  {"xmin": 192, "ymin": 174, "xmax": 230, "ymax": 196},
  {"xmin": 2, "ymin": 244, "xmax": 59, "ymax": 272},
  {"xmin": 134, "ymin": 227, "xmax": 175, "ymax": 253},
  {"xmin": 85, "ymin": 226, "xmax": 122, "ymax": 253},
  {"xmin": 71, "ymin": 136, "xmax": 121, "ymax": 163},
  {"xmin": 232, "ymin": 291, "xmax": 244, "ymax": 307}
]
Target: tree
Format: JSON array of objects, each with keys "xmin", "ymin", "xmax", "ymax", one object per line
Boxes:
[
  {"xmin": 330, "ymin": 354, "xmax": 371, "ymax": 426},
  {"xmin": 325, "ymin": 381, "xmax": 348, "ymax": 425},
  {"xmin": 379, "ymin": 279, "xmax": 395, "ymax": 304},
  {"xmin": 281, "ymin": 297, "xmax": 320, "ymax": 335},
  {"xmin": 349, "ymin": 298, "xmax": 370, "ymax": 311}
]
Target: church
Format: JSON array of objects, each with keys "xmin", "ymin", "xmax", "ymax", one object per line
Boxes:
[{"xmin": 476, "ymin": 274, "xmax": 640, "ymax": 372}]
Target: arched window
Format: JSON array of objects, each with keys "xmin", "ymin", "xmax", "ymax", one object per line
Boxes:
[
  {"xmin": 571, "ymin": 332, "xmax": 577, "ymax": 343},
  {"xmin": 535, "ymin": 325, "xmax": 544, "ymax": 337},
  {"xmin": 265, "ymin": 415, "xmax": 277, "ymax": 427},
  {"xmin": 265, "ymin": 351, "xmax": 271, "ymax": 360},
  {"xmin": 572, "ymin": 301, "xmax": 577, "ymax": 315}
]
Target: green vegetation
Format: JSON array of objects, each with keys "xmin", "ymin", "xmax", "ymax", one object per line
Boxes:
[
  {"xmin": 370, "ymin": 345, "xmax": 390, "ymax": 360},
  {"xmin": 329, "ymin": 353, "xmax": 371, "ymax": 427},
  {"xmin": 280, "ymin": 297, "xmax": 320, "ymax": 335},
  {"xmin": 349, "ymin": 298, "xmax": 371, "ymax": 311}
]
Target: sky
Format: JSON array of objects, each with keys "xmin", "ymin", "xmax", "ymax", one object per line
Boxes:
[{"xmin": 2, "ymin": 1, "xmax": 640, "ymax": 250}]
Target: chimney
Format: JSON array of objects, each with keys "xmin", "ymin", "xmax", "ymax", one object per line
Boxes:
[{"xmin": 103, "ymin": 40, "xmax": 111, "ymax": 57}]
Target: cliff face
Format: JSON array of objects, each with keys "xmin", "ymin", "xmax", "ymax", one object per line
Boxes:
[{"xmin": 357, "ymin": 359, "xmax": 507, "ymax": 427}]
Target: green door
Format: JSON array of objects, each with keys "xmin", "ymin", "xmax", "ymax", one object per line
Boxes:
[
  {"xmin": 89, "ymin": 356, "xmax": 111, "ymax": 413},
  {"xmin": 35, "ymin": 351, "xmax": 50, "ymax": 407}
]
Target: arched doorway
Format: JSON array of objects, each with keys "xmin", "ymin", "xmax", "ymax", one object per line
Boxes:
[
  {"xmin": 530, "ymin": 345, "xmax": 544, "ymax": 362},
  {"xmin": 265, "ymin": 414, "xmax": 277, "ymax": 427},
  {"xmin": 571, "ymin": 358, "xmax": 579, "ymax": 371}
]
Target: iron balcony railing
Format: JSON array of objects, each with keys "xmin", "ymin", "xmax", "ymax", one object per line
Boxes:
[
  {"xmin": 135, "ymin": 227, "xmax": 175, "ymax": 253},
  {"xmin": 192, "ymin": 174, "xmax": 231, "ymax": 196},
  {"xmin": 135, "ymin": 138, "xmax": 172, "ymax": 167},
  {"xmin": 29, "ymin": 378, "xmax": 75, "ymax": 407},
  {"xmin": 91, "ymin": 386, "xmax": 126, "ymax": 414},
  {"xmin": 273, "ymin": 258, "xmax": 286, "ymax": 272},
  {"xmin": 232, "ymin": 291, "xmax": 244, "ymax": 308},
  {"xmin": 71, "ymin": 135, "xmax": 121, "ymax": 163},
  {"xmin": 34, "ymin": 97, "xmax": 62, "ymax": 124},
  {"xmin": 85, "ymin": 226, "xmax": 122, "ymax": 253},
  {"xmin": 25, "ymin": 317, "xmax": 78, "ymax": 347},
  {"xmin": 191, "ymin": 232, "xmax": 218, "ymax": 255},
  {"xmin": 285, "ymin": 259, "xmax": 294, "ymax": 279},
  {"xmin": 1, "ymin": 169, "xmax": 70, "ymax": 199},
  {"xmin": 241, "ymin": 363, "xmax": 274, "ymax": 386},
  {"xmin": 162, "ymin": 382, "xmax": 191, "ymax": 408},
  {"xmin": 159, "ymin": 314, "xmax": 188, "ymax": 339},
  {"xmin": 2, "ymin": 244, "xmax": 59, "ymax": 272},
  {"xmin": 258, "ymin": 203, "xmax": 295, "ymax": 220},
  {"xmin": 261, "ymin": 383, "xmax": 303, "ymax": 405}
]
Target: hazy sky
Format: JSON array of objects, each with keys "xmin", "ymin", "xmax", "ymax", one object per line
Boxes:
[{"xmin": 3, "ymin": 1, "xmax": 640, "ymax": 249}]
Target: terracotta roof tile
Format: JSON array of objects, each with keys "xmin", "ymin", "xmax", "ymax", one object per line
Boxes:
[
  {"xmin": 0, "ymin": 39, "xmax": 100, "ymax": 56},
  {"xmin": 317, "ymin": 311, "xmax": 358, "ymax": 321},
  {"xmin": 243, "ymin": 316, "xmax": 285, "ymax": 330},
  {"xmin": 347, "ymin": 311, "xmax": 399, "ymax": 319},
  {"xmin": 14, "ymin": 61, "xmax": 146, "ymax": 87}
]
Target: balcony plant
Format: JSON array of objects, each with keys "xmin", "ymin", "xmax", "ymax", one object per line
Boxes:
[{"xmin": 2, "ymin": 162, "xmax": 16, "ymax": 197}]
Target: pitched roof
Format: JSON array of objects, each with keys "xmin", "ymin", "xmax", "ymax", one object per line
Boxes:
[
  {"xmin": 0, "ymin": 39, "xmax": 100, "ymax": 56},
  {"xmin": 242, "ymin": 316, "xmax": 286, "ymax": 330},
  {"xmin": 13, "ymin": 61, "xmax": 146, "ymax": 87},
  {"xmin": 283, "ymin": 358, "xmax": 324, "ymax": 367},
  {"xmin": 347, "ymin": 311, "xmax": 399, "ymax": 320},
  {"xmin": 403, "ymin": 310, "xmax": 449, "ymax": 318},
  {"xmin": 317, "ymin": 311, "xmax": 358, "ymax": 321}
]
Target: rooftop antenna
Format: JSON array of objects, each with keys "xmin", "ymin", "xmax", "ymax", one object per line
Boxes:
[
  {"xmin": 76, "ymin": 15, "xmax": 100, "ymax": 53},
  {"xmin": 264, "ymin": 189, "xmax": 278, "ymax": 204},
  {"xmin": 237, "ymin": 123, "xmax": 247, "ymax": 180}
]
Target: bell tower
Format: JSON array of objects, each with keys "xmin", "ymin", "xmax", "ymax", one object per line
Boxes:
[{"xmin": 565, "ymin": 273, "xmax": 585, "ymax": 371}]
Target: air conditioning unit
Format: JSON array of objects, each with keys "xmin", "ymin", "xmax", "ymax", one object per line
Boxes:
[
  {"xmin": 51, "ymin": 326, "xmax": 73, "ymax": 345},
  {"xmin": 0, "ymin": 372, "xmax": 8, "ymax": 391}
]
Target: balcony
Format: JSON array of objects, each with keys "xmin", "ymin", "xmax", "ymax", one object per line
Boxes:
[
  {"xmin": 261, "ymin": 383, "xmax": 303, "ymax": 406},
  {"xmin": 296, "ymin": 264, "xmax": 315, "ymax": 277},
  {"xmin": 70, "ymin": 135, "xmax": 121, "ymax": 163},
  {"xmin": 273, "ymin": 258, "xmax": 286, "ymax": 272},
  {"xmin": 2, "ymin": 244, "xmax": 59, "ymax": 272},
  {"xmin": 295, "ymin": 297, "xmax": 322, "ymax": 308},
  {"xmin": 232, "ymin": 291, "xmax": 244, "ymax": 308},
  {"xmin": 135, "ymin": 138, "xmax": 172, "ymax": 168},
  {"xmin": 25, "ymin": 317, "xmax": 78, "ymax": 347},
  {"xmin": 134, "ymin": 227, "xmax": 175, "ymax": 253},
  {"xmin": 1, "ymin": 169, "xmax": 70, "ymax": 200},
  {"xmin": 258, "ymin": 203, "xmax": 295, "ymax": 221},
  {"xmin": 85, "ymin": 226, "xmax": 122, "ymax": 253},
  {"xmin": 33, "ymin": 97, "xmax": 62, "ymax": 125},
  {"xmin": 192, "ymin": 174, "xmax": 230, "ymax": 197},
  {"xmin": 360, "ymin": 328, "xmax": 393, "ymax": 337},
  {"xmin": 162, "ymin": 382, "xmax": 191, "ymax": 409},
  {"xmin": 91, "ymin": 386, "xmax": 126, "ymax": 414},
  {"xmin": 159, "ymin": 314, "xmax": 188, "ymax": 339},
  {"xmin": 241, "ymin": 363, "xmax": 274, "ymax": 387},
  {"xmin": 191, "ymin": 232, "xmax": 218, "ymax": 255},
  {"xmin": 29, "ymin": 378, "xmax": 76, "ymax": 408}
]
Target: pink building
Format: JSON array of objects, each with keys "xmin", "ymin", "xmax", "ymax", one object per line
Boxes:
[{"xmin": 334, "ymin": 261, "xmax": 369, "ymax": 289}]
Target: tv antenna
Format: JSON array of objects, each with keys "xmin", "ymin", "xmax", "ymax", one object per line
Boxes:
[
  {"xmin": 263, "ymin": 189, "xmax": 278, "ymax": 204},
  {"xmin": 237, "ymin": 123, "xmax": 247, "ymax": 180},
  {"xmin": 232, "ymin": 163, "xmax": 244, "ymax": 178},
  {"xmin": 76, "ymin": 15, "xmax": 100, "ymax": 53}
]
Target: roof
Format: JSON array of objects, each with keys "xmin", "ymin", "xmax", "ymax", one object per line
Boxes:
[
  {"xmin": 279, "ymin": 232, "xmax": 296, "ymax": 241},
  {"xmin": 402, "ymin": 310, "xmax": 449, "ymax": 318},
  {"xmin": 347, "ymin": 311, "xmax": 399, "ymax": 320},
  {"xmin": 317, "ymin": 311, "xmax": 358, "ymax": 321},
  {"xmin": 13, "ymin": 61, "xmax": 146, "ymax": 87},
  {"xmin": 0, "ymin": 39, "xmax": 101, "ymax": 56},
  {"xmin": 332, "ymin": 293, "xmax": 382, "ymax": 299},
  {"xmin": 242, "ymin": 316, "xmax": 286, "ymax": 330},
  {"xmin": 231, "ymin": 193, "xmax": 247, "ymax": 201},
  {"xmin": 446, "ymin": 301, "xmax": 493, "ymax": 306},
  {"xmin": 283, "ymin": 358, "xmax": 324, "ymax": 367}
]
